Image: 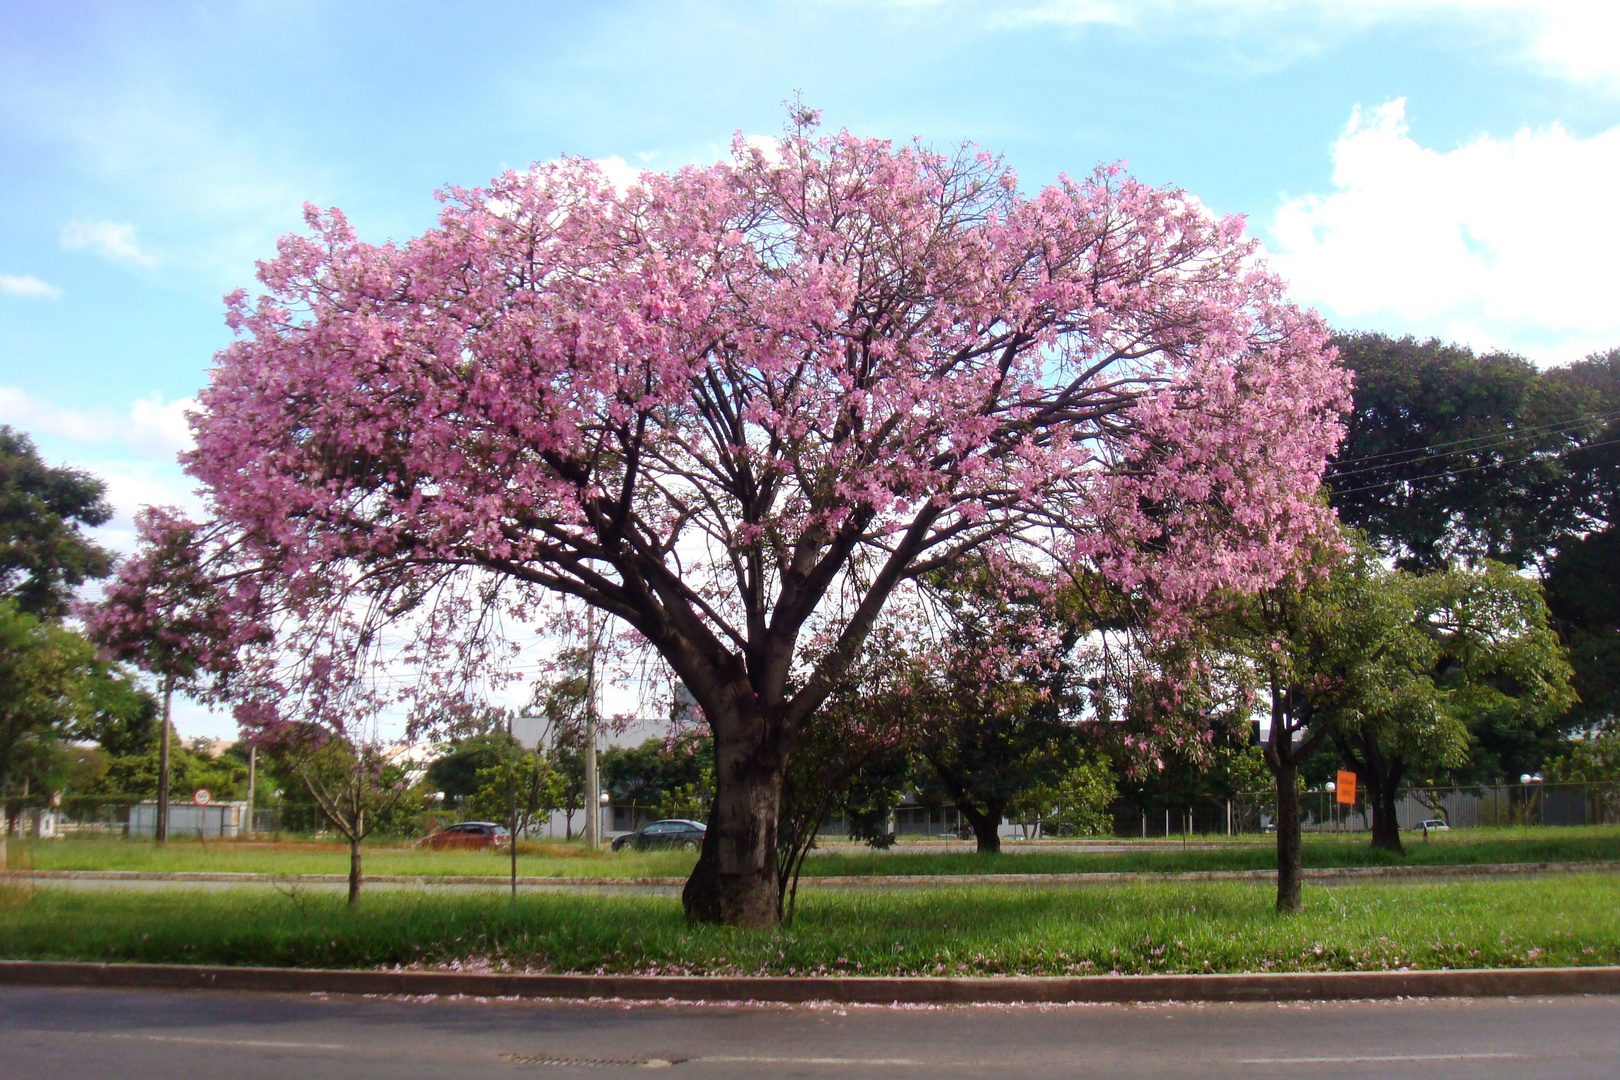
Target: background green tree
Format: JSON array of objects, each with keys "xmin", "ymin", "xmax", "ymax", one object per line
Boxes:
[
  {"xmin": 0, "ymin": 426, "xmax": 113, "ymax": 618},
  {"xmin": 0, "ymin": 600, "xmax": 98, "ymax": 865},
  {"xmin": 1328, "ymin": 334, "xmax": 1586, "ymax": 571}
]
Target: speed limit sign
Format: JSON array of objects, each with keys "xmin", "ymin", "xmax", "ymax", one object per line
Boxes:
[{"xmin": 193, "ymin": 788, "xmax": 212, "ymax": 806}]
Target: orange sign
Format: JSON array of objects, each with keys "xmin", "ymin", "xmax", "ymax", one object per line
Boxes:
[{"xmin": 1335, "ymin": 771, "xmax": 1356, "ymax": 805}]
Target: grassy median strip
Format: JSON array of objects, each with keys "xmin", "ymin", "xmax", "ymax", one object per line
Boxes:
[
  {"xmin": 12, "ymin": 827, "xmax": 1620, "ymax": 880},
  {"xmin": 1, "ymin": 876, "xmax": 1615, "ymax": 977}
]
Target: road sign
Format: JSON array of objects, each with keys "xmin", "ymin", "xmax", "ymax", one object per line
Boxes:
[
  {"xmin": 193, "ymin": 788, "xmax": 212, "ymax": 806},
  {"xmin": 1335, "ymin": 771, "xmax": 1356, "ymax": 805}
]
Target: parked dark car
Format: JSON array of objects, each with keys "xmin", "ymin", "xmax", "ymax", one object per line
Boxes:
[
  {"xmin": 418, "ymin": 821, "xmax": 510, "ymax": 850},
  {"xmin": 611, "ymin": 818, "xmax": 706, "ymax": 851}
]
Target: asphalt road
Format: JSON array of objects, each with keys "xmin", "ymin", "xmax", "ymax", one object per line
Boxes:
[{"xmin": 4, "ymin": 985, "xmax": 1618, "ymax": 1079}]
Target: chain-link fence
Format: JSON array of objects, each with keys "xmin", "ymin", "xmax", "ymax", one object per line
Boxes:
[
  {"xmin": 1107, "ymin": 782, "xmax": 1620, "ymax": 838},
  {"xmin": 2, "ymin": 799, "xmax": 284, "ymax": 839}
]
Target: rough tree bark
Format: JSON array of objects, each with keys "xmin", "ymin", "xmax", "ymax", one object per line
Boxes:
[{"xmin": 682, "ymin": 704, "xmax": 788, "ymax": 926}]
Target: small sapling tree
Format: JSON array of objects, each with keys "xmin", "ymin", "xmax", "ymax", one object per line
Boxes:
[{"xmin": 273, "ymin": 728, "xmax": 411, "ymax": 904}]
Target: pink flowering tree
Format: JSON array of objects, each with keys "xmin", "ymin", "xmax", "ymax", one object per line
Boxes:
[
  {"xmin": 82, "ymin": 507, "xmax": 260, "ymax": 842},
  {"xmin": 185, "ymin": 113, "xmax": 1348, "ymax": 926}
]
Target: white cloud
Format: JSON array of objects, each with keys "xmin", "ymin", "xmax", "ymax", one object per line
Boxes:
[
  {"xmin": 0, "ymin": 386, "xmax": 110, "ymax": 443},
  {"xmin": 126, "ymin": 395, "xmax": 197, "ymax": 458},
  {"xmin": 0, "ymin": 274, "xmax": 61, "ymax": 299},
  {"xmin": 593, "ymin": 155, "xmax": 642, "ymax": 194},
  {"xmin": 60, "ymin": 219, "xmax": 158, "ymax": 269},
  {"xmin": 0, "ymin": 386, "xmax": 200, "ymax": 559},
  {"xmin": 738, "ymin": 134, "xmax": 783, "ymax": 165},
  {"xmin": 89, "ymin": 458, "xmax": 204, "ymax": 541},
  {"xmin": 1266, "ymin": 98, "xmax": 1620, "ymax": 363},
  {"xmin": 991, "ymin": 0, "xmax": 1620, "ymax": 93},
  {"xmin": 0, "ymin": 386, "xmax": 195, "ymax": 460}
]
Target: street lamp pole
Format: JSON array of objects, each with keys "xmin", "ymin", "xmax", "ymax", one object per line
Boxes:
[{"xmin": 508, "ymin": 712, "xmax": 519, "ymax": 897}]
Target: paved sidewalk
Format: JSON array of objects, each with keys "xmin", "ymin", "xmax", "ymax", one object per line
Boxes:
[{"xmin": 7, "ymin": 982, "xmax": 1620, "ymax": 1079}]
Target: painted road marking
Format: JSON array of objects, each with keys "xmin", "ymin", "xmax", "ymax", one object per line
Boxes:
[{"xmin": 1241, "ymin": 1052, "xmax": 1526, "ymax": 1064}]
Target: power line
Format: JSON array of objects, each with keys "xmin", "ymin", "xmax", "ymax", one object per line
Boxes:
[
  {"xmin": 1326, "ymin": 409, "xmax": 1620, "ymax": 482},
  {"xmin": 1328, "ymin": 434, "xmax": 1620, "ymax": 499}
]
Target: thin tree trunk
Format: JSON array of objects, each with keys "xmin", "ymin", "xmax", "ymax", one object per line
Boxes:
[
  {"xmin": 1264, "ymin": 670, "xmax": 1313, "ymax": 916},
  {"xmin": 348, "ymin": 832, "xmax": 362, "ymax": 905},
  {"xmin": 156, "ymin": 678, "xmax": 173, "ymax": 844},
  {"xmin": 683, "ymin": 718, "xmax": 785, "ymax": 927},
  {"xmin": 1274, "ymin": 757, "xmax": 1303, "ymax": 913}
]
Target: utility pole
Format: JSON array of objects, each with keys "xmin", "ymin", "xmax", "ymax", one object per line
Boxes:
[
  {"xmin": 156, "ymin": 674, "xmax": 173, "ymax": 844},
  {"xmin": 584, "ymin": 607, "xmax": 600, "ymax": 848},
  {"xmin": 508, "ymin": 711, "xmax": 519, "ymax": 897}
]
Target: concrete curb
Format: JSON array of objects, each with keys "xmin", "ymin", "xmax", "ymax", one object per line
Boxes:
[
  {"xmin": 2, "ymin": 959, "xmax": 1618, "ymax": 1005},
  {"xmin": 5, "ymin": 860, "xmax": 1618, "ymax": 889}
]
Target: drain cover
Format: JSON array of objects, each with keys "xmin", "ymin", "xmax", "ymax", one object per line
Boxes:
[{"xmin": 499, "ymin": 1052, "xmax": 682, "ymax": 1069}]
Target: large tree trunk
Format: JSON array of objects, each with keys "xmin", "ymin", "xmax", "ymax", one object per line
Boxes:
[
  {"xmin": 961, "ymin": 800, "xmax": 1003, "ymax": 855},
  {"xmin": 1338, "ymin": 734, "xmax": 1405, "ymax": 854},
  {"xmin": 1366, "ymin": 764, "xmax": 1405, "ymax": 854},
  {"xmin": 155, "ymin": 680, "xmax": 172, "ymax": 844},
  {"xmin": 683, "ymin": 718, "xmax": 785, "ymax": 927}
]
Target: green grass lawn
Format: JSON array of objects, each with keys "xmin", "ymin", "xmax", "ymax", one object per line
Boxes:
[
  {"xmin": 1, "ymin": 875, "xmax": 1615, "ymax": 976},
  {"xmin": 10, "ymin": 826, "xmax": 1619, "ymax": 879},
  {"xmin": 9, "ymin": 837, "xmax": 700, "ymax": 879}
]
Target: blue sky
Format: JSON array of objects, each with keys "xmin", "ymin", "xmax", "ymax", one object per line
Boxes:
[{"xmin": 2, "ymin": 0, "xmax": 1617, "ymax": 735}]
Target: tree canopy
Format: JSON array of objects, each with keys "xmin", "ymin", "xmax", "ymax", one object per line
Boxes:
[
  {"xmin": 178, "ymin": 114, "xmax": 1348, "ymax": 925},
  {"xmin": 0, "ymin": 426, "xmax": 113, "ymax": 617},
  {"xmin": 1328, "ymin": 333, "xmax": 1586, "ymax": 571}
]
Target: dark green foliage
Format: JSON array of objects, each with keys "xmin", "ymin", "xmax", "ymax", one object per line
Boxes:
[
  {"xmin": 601, "ymin": 734, "xmax": 713, "ymax": 822},
  {"xmin": 0, "ymin": 600, "xmax": 98, "ymax": 804},
  {"xmin": 1546, "ymin": 348, "xmax": 1620, "ymax": 530},
  {"xmin": 72, "ymin": 663, "xmax": 159, "ymax": 757},
  {"xmin": 425, "ymin": 733, "xmax": 510, "ymax": 801},
  {"xmin": 0, "ymin": 427, "xmax": 113, "ymax": 617},
  {"xmin": 469, "ymin": 749, "xmax": 567, "ymax": 836},
  {"xmin": 92, "ymin": 739, "xmax": 247, "ymax": 802},
  {"xmin": 1542, "ymin": 349, "xmax": 1620, "ymax": 729},
  {"xmin": 910, "ymin": 570, "xmax": 1097, "ymax": 854},
  {"xmin": 1329, "ymin": 334, "xmax": 1586, "ymax": 571}
]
